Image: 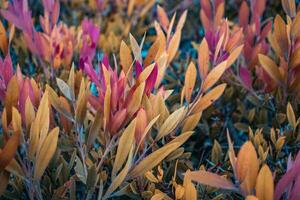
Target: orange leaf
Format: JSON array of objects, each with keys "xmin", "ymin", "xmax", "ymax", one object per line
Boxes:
[
  {"xmin": 185, "ymin": 170, "xmax": 238, "ymax": 191},
  {"xmin": 0, "ymin": 108, "xmax": 21, "ymax": 172},
  {"xmin": 258, "ymin": 54, "xmax": 283, "ymax": 85},
  {"xmin": 192, "ymin": 83, "xmax": 227, "ymax": 113},
  {"xmin": 201, "ymin": 61, "xmax": 227, "ymax": 92},
  {"xmin": 198, "ymin": 38, "xmax": 209, "ymax": 80},
  {"xmin": 255, "ymin": 165, "xmax": 274, "ymax": 200},
  {"xmin": 184, "ymin": 62, "xmax": 197, "ymax": 102},
  {"xmin": 236, "ymin": 141, "xmax": 259, "ymax": 195}
]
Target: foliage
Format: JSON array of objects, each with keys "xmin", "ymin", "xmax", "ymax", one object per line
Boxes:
[{"xmin": 0, "ymin": 0, "xmax": 299, "ymax": 200}]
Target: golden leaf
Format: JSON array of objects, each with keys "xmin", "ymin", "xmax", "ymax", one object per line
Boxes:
[
  {"xmin": 287, "ymin": 102, "xmax": 297, "ymax": 128},
  {"xmin": 128, "ymin": 143, "xmax": 179, "ymax": 178},
  {"xmin": 184, "ymin": 62, "xmax": 197, "ymax": 102},
  {"xmin": 255, "ymin": 165, "xmax": 274, "ymax": 200},
  {"xmin": 198, "ymin": 38, "xmax": 209, "ymax": 79},
  {"xmin": 155, "ymin": 107, "xmax": 186, "ymax": 141},
  {"xmin": 167, "ymin": 29, "xmax": 181, "ymax": 63},
  {"xmin": 182, "ymin": 112, "xmax": 202, "ymax": 132},
  {"xmin": 112, "ymin": 119, "xmax": 137, "ymax": 177},
  {"xmin": 226, "ymin": 45, "xmax": 243, "ymax": 67},
  {"xmin": 34, "ymin": 127, "xmax": 59, "ymax": 180},
  {"xmin": 258, "ymin": 54, "xmax": 283, "ymax": 85},
  {"xmin": 201, "ymin": 61, "xmax": 227, "ymax": 92},
  {"xmin": 192, "ymin": 83, "xmax": 227, "ymax": 113},
  {"xmin": 120, "ymin": 41, "xmax": 133, "ymax": 75},
  {"xmin": 236, "ymin": 141, "xmax": 259, "ymax": 195},
  {"xmin": 0, "ymin": 108, "xmax": 21, "ymax": 172},
  {"xmin": 183, "ymin": 170, "xmax": 197, "ymax": 200},
  {"xmin": 127, "ymin": 82, "xmax": 145, "ymax": 117},
  {"xmin": 104, "ymin": 146, "xmax": 133, "ymax": 198}
]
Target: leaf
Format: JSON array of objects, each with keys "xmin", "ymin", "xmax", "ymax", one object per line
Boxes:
[
  {"xmin": 4, "ymin": 76, "xmax": 19, "ymax": 123},
  {"xmin": 127, "ymin": 82, "xmax": 145, "ymax": 117},
  {"xmin": 157, "ymin": 5, "xmax": 169, "ymax": 31},
  {"xmin": 185, "ymin": 170, "xmax": 238, "ymax": 191},
  {"xmin": 287, "ymin": 102, "xmax": 296, "ymax": 129},
  {"xmin": 155, "ymin": 107, "xmax": 186, "ymax": 141},
  {"xmin": 0, "ymin": 20, "xmax": 8, "ymax": 54},
  {"xmin": 104, "ymin": 146, "xmax": 133, "ymax": 199},
  {"xmin": 201, "ymin": 61, "xmax": 227, "ymax": 92},
  {"xmin": 129, "ymin": 143, "xmax": 179, "ymax": 178},
  {"xmin": 183, "ymin": 170, "xmax": 197, "ymax": 200},
  {"xmin": 182, "ymin": 112, "xmax": 202, "ymax": 132},
  {"xmin": 35, "ymin": 92, "xmax": 50, "ymax": 152},
  {"xmin": 75, "ymin": 79, "xmax": 87, "ymax": 124},
  {"xmin": 258, "ymin": 54, "xmax": 283, "ymax": 85},
  {"xmin": 226, "ymin": 45, "xmax": 243, "ymax": 67},
  {"xmin": 87, "ymin": 110, "xmax": 102, "ymax": 149},
  {"xmin": 112, "ymin": 119, "xmax": 136, "ymax": 177},
  {"xmin": 198, "ymin": 38, "xmax": 209, "ymax": 79},
  {"xmin": 176, "ymin": 10, "xmax": 187, "ymax": 31},
  {"xmin": 0, "ymin": 171, "xmax": 9, "ymax": 196},
  {"xmin": 0, "ymin": 108, "xmax": 21, "ymax": 172},
  {"xmin": 236, "ymin": 141, "xmax": 259, "ymax": 195},
  {"xmin": 245, "ymin": 196, "xmax": 259, "ymax": 200},
  {"xmin": 167, "ymin": 29, "xmax": 181, "ymax": 63},
  {"xmin": 192, "ymin": 83, "xmax": 227, "ymax": 113},
  {"xmin": 56, "ymin": 78, "xmax": 73, "ymax": 101},
  {"xmin": 130, "ymin": 33, "xmax": 142, "ymax": 63},
  {"xmin": 34, "ymin": 127, "xmax": 59, "ymax": 180},
  {"xmin": 46, "ymin": 85, "xmax": 74, "ymax": 122},
  {"xmin": 255, "ymin": 165, "xmax": 274, "ymax": 200},
  {"xmin": 184, "ymin": 62, "xmax": 197, "ymax": 102},
  {"xmin": 120, "ymin": 41, "xmax": 133, "ymax": 75},
  {"xmin": 136, "ymin": 115, "xmax": 160, "ymax": 152}
]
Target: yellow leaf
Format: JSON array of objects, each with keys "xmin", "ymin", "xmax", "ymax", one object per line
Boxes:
[
  {"xmin": 236, "ymin": 141, "xmax": 259, "ymax": 195},
  {"xmin": 226, "ymin": 45, "xmax": 244, "ymax": 67},
  {"xmin": 36, "ymin": 92, "xmax": 50, "ymax": 152},
  {"xmin": 287, "ymin": 102, "xmax": 296, "ymax": 128},
  {"xmin": 185, "ymin": 170, "xmax": 238, "ymax": 191},
  {"xmin": 25, "ymin": 97, "xmax": 35, "ymax": 130},
  {"xmin": 112, "ymin": 119, "xmax": 137, "ymax": 177},
  {"xmin": 104, "ymin": 146, "xmax": 133, "ymax": 198},
  {"xmin": 155, "ymin": 107, "xmax": 186, "ymax": 141},
  {"xmin": 184, "ymin": 62, "xmax": 197, "ymax": 102},
  {"xmin": 4, "ymin": 76, "xmax": 19, "ymax": 123},
  {"xmin": 176, "ymin": 10, "xmax": 187, "ymax": 31},
  {"xmin": 136, "ymin": 115, "xmax": 160, "ymax": 152},
  {"xmin": 138, "ymin": 63, "xmax": 155, "ymax": 83},
  {"xmin": 192, "ymin": 84, "xmax": 226, "ymax": 113},
  {"xmin": 130, "ymin": 33, "xmax": 142, "ymax": 63},
  {"xmin": 183, "ymin": 170, "xmax": 197, "ymax": 200},
  {"xmin": 258, "ymin": 54, "xmax": 283, "ymax": 85},
  {"xmin": 128, "ymin": 143, "xmax": 179, "ymax": 178},
  {"xmin": 120, "ymin": 41, "xmax": 133, "ymax": 75},
  {"xmin": 245, "ymin": 196, "xmax": 259, "ymax": 200},
  {"xmin": 182, "ymin": 112, "xmax": 202, "ymax": 132},
  {"xmin": 0, "ymin": 108, "xmax": 21, "ymax": 172},
  {"xmin": 167, "ymin": 29, "xmax": 181, "ymax": 63},
  {"xmin": 198, "ymin": 38, "xmax": 209, "ymax": 79},
  {"xmin": 34, "ymin": 127, "xmax": 59, "ymax": 180},
  {"xmin": 255, "ymin": 165, "xmax": 274, "ymax": 200},
  {"xmin": 75, "ymin": 79, "xmax": 87, "ymax": 124},
  {"xmin": 202, "ymin": 61, "xmax": 227, "ymax": 92},
  {"xmin": 127, "ymin": 82, "xmax": 145, "ymax": 117}
]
